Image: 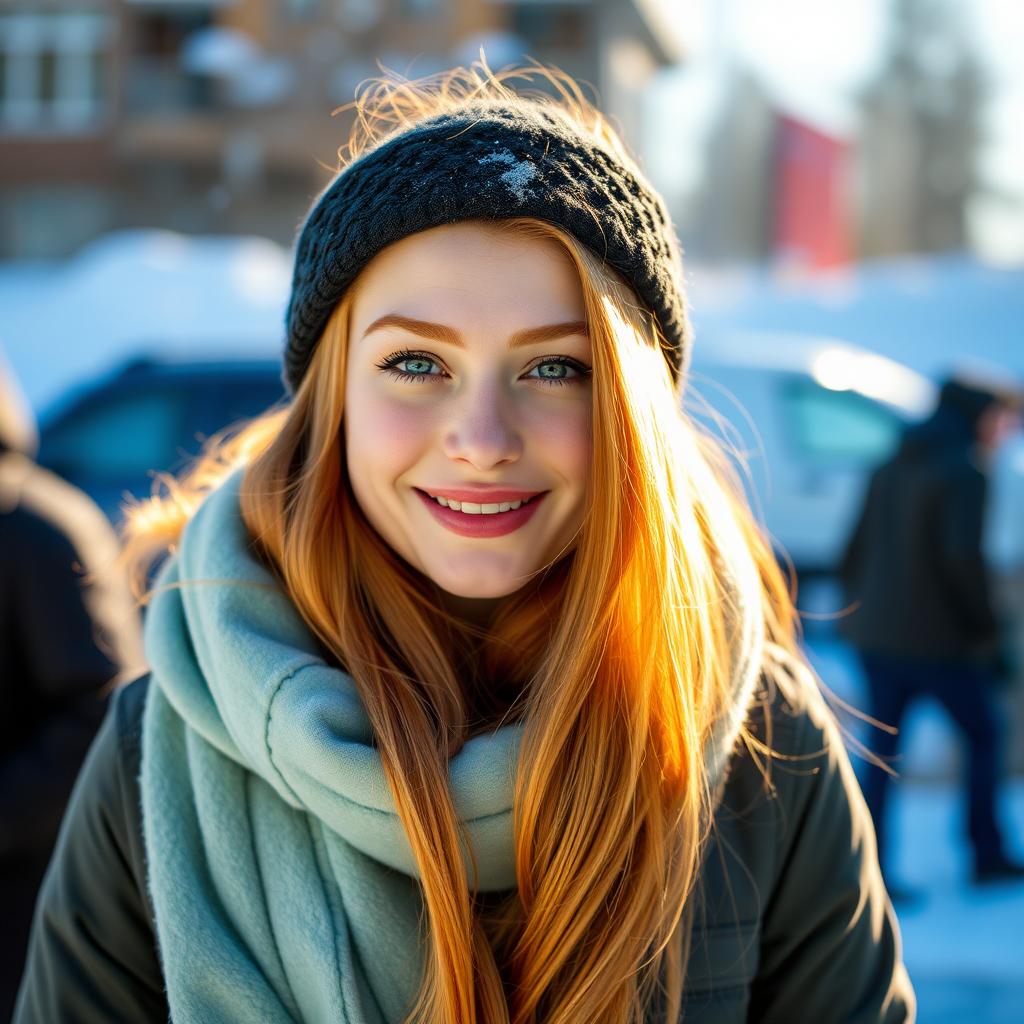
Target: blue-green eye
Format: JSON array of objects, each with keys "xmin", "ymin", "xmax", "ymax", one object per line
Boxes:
[
  {"xmin": 377, "ymin": 350, "xmax": 444, "ymax": 380},
  {"xmin": 537, "ymin": 362, "xmax": 568, "ymax": 379},
  {"xmin": 525, "ymin": 357, "xmax": 590, "ymax": 384},
  {"xmin": 399, "ymin": 357, "xmax": 436, "ymax": 375}
]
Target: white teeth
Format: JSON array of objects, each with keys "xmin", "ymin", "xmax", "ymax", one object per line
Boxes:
[{"xmin": 430, "ymin": 494, "xmax": 531, "ymax": 514}]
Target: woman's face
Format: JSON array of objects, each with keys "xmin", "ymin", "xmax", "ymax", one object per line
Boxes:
[{"xmin": 345, "ymin": 222, "xmax": 592, "ymax": 598}]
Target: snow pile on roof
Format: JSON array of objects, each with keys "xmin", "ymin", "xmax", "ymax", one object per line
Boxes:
[
  {"xmin": 689, "ymin": 254, "xmax": 1024, "ymax": 382},
  {"xmin": 0, "ymin": 230, "xmax": 291, "ymax": 411}
]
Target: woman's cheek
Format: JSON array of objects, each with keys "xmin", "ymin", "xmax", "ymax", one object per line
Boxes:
[
  {"xmin": 349, "ymin": 390, "xmax": 434, "ymax": 470},
  {"xmin": 524, "ymin": 393, "xmax": 592, "ymax": 491}
]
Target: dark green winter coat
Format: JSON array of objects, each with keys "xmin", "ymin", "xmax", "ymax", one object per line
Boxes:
[{"xmin": 15, "ymin": 673, "xmax": 914, "ymax": 1023}]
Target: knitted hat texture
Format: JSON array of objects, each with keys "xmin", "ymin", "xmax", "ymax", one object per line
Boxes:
[{"xmin": 284, "ymin": 102, "xmax": 687, "ymax": 390}]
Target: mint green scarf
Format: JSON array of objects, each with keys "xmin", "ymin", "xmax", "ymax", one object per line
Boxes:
[{"xmin": 141, "ymin": 472, "xmax": 762, "ymax": 1024}]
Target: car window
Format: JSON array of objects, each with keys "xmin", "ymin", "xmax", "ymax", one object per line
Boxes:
[
  {"xmin": 39, "ymin": 390, "xmax": 184, "ymax": 478},
  {"xmin": 183, "ymin": 380, "xmax": 285, "ymax": 453},
  {"xmin": 782, "ymin": 381, "xmax": 902, "ymax": 463},
  {"xmin": 221, "ymin": 381, "xmax": 286, "ymax": 423}
]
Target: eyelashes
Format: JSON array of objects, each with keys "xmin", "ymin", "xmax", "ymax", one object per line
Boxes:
[
  {"xmin": 374, "ymin": 349, "xmax": 592, "ymax": 385},
  {"xmin": 525, "ymin": 354, "xmax": 592, "ymax": 384},
  {"xmin": 375, "ymin": 349, "xmax": 444, "ymax": 382}
]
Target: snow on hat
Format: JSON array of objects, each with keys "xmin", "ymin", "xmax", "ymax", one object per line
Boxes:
[{"xmin": 283, "ymin": 101, "xmax": 687, "ymax": 391}]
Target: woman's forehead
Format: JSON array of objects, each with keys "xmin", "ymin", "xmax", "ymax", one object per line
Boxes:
[
  {"xmin": 349, "ymin": 223, "xmax": 587, "ymax": 339},
  {"xmin": 357, "ymin": 221, "xmax": 573, "ymax": 276}
]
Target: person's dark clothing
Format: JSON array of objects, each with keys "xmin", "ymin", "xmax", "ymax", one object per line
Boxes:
[
  {"xmin": 15, "ymin": 675, "xmax": 913, "ymax": 1023},
  {"xmin": 859, "ymin": 653, "xmax": 1003, "ymax": 872},
  {"xmin": 841, "ymin": 381, "xmax": 998, "ymax": 660},
  {"xmin": 841, "ymin": 380, "xmax": 1015, "ymax": 878},
  {"xmin": 0, "ymin": 505, "xmax": 114, "ymax": 1022}
]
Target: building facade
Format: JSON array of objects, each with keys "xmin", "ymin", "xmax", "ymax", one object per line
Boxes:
[{"xmin": 0, "ymin": 0, "xmax": 679, "ymax": 259}]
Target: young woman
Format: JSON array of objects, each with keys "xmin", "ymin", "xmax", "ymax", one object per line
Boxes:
[{"xmin": 16, "ymin": 68, "xmax": 913, "ymax": 1024}]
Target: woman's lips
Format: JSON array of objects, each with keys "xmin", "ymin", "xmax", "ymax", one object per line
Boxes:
[{"xmin": 415, "ymin": 488, "xmax": 546, "ymax": 538}]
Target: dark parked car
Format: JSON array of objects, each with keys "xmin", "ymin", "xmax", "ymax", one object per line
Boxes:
[{"xmin": 37, "ymin": 359, "xmax": 286, "ymax": 523}]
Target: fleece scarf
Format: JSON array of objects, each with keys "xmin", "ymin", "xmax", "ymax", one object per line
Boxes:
[{"xmin": 141, "ymin": 472, "xmax": 763, "ymax": 1024}]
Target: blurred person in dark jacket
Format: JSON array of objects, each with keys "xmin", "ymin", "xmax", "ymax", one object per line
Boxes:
[
  {"xmin": 0, "ymin": 349, "xmax": 144, "ymax": 1022},
  {"xmin": 842, "ymin": 375, "xmax": 1024, "ymax": 890}
]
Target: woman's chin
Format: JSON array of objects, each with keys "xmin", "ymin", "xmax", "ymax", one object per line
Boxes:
[{"xmin": 418, "ymin": 553, "xmax": 538, "ymax": 600}]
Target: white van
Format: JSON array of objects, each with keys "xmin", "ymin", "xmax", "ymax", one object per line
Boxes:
[
  {"xmin": 689, "ymin": 333, "xmax": 1024, "ymax": 778},
  {"xmin": 688, "ymin": 332, "xmax": 938, "ymax": 575},
  {"xmin": 688, "ymin": 332, "xmax": 1024, "ymax": 579}
]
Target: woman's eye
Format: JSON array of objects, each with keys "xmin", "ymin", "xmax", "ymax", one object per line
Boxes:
[
  {"xmin": 536, "ymin": 362, "xmax": 569, "ymax": 379},
  {"xmin": 525, "ymin": 358, "xmax": 590, "ymax": 383},
  {"xmin": 398, "ymin": 357, "xmax": 437, "ymax": 375},
  {"xmin": 377, "ymin": 351, "xmax": 445, "ymax": 380}
]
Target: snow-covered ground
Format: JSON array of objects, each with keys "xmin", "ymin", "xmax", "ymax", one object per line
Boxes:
[
  {"xmin": 890, "ymin": 781, "xmax": 1024, "ymax": 1024},
  {"xmin": 805, "ymin": 635, "xmax": 1024, "ymax": 1024}
]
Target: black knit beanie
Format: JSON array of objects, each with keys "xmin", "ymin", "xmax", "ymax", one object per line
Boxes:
[{"xmin": 283, "ymin": 101, "xmax": 688, "ymax": 391}]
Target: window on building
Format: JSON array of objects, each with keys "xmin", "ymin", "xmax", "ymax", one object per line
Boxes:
[
  {"xmin": 400, "ymin": 0, "xmax": 443, "ymax": 17},
  {"xmin": 127, "ymin": 8, "xmax": 212, "ymax": 112},
  {"xmin": 512, "ymin": 6, "xmax": 588, "ymax": 50},
  {"xmin": 0, "ymin": 12, "xmax": 115, "ymax": 134},
  {"xmin": 288, "ymin": 0, "xmax": 321, "ymax": 17}
]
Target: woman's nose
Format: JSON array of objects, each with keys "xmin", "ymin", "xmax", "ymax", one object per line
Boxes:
[{"xmin": 443, "ymin": 384, "xmax": 522, "ymax": 470}]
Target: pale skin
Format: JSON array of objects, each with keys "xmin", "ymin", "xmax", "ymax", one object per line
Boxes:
[
  {"xmin": 976, "ymin": 401, "xmax": 1022, "ymax": 451},
  {"xmin": 344, "ymin": 221, "xmax": 593, "ymax": 602}
]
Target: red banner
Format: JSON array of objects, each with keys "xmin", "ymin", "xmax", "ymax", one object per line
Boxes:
[{"xmin": 773, "ymin": 115, "xmax": 853, "ymax": 271}]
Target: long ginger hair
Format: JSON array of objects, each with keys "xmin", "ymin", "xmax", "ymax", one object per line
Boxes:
[{"xmin": 123, "ymin": 66, "xmax": 804, "ymax": 1024}]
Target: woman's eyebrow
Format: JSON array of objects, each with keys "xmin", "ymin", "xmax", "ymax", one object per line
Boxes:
[
  {"xmin": 508, "ymin": 320, "xmax": 589, "ymax": 348},
  {"xmin": 363, "ymin": 314, "xmax": 462, "ymax": 346},
  {"xmin": 362, "ymin": 315, "xmax": 589, "ymax": 349}
]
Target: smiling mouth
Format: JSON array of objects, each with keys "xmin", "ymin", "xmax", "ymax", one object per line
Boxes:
[{"xmin": 424, "ymin": 492, "xmax": 538, "ymax": 515}]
